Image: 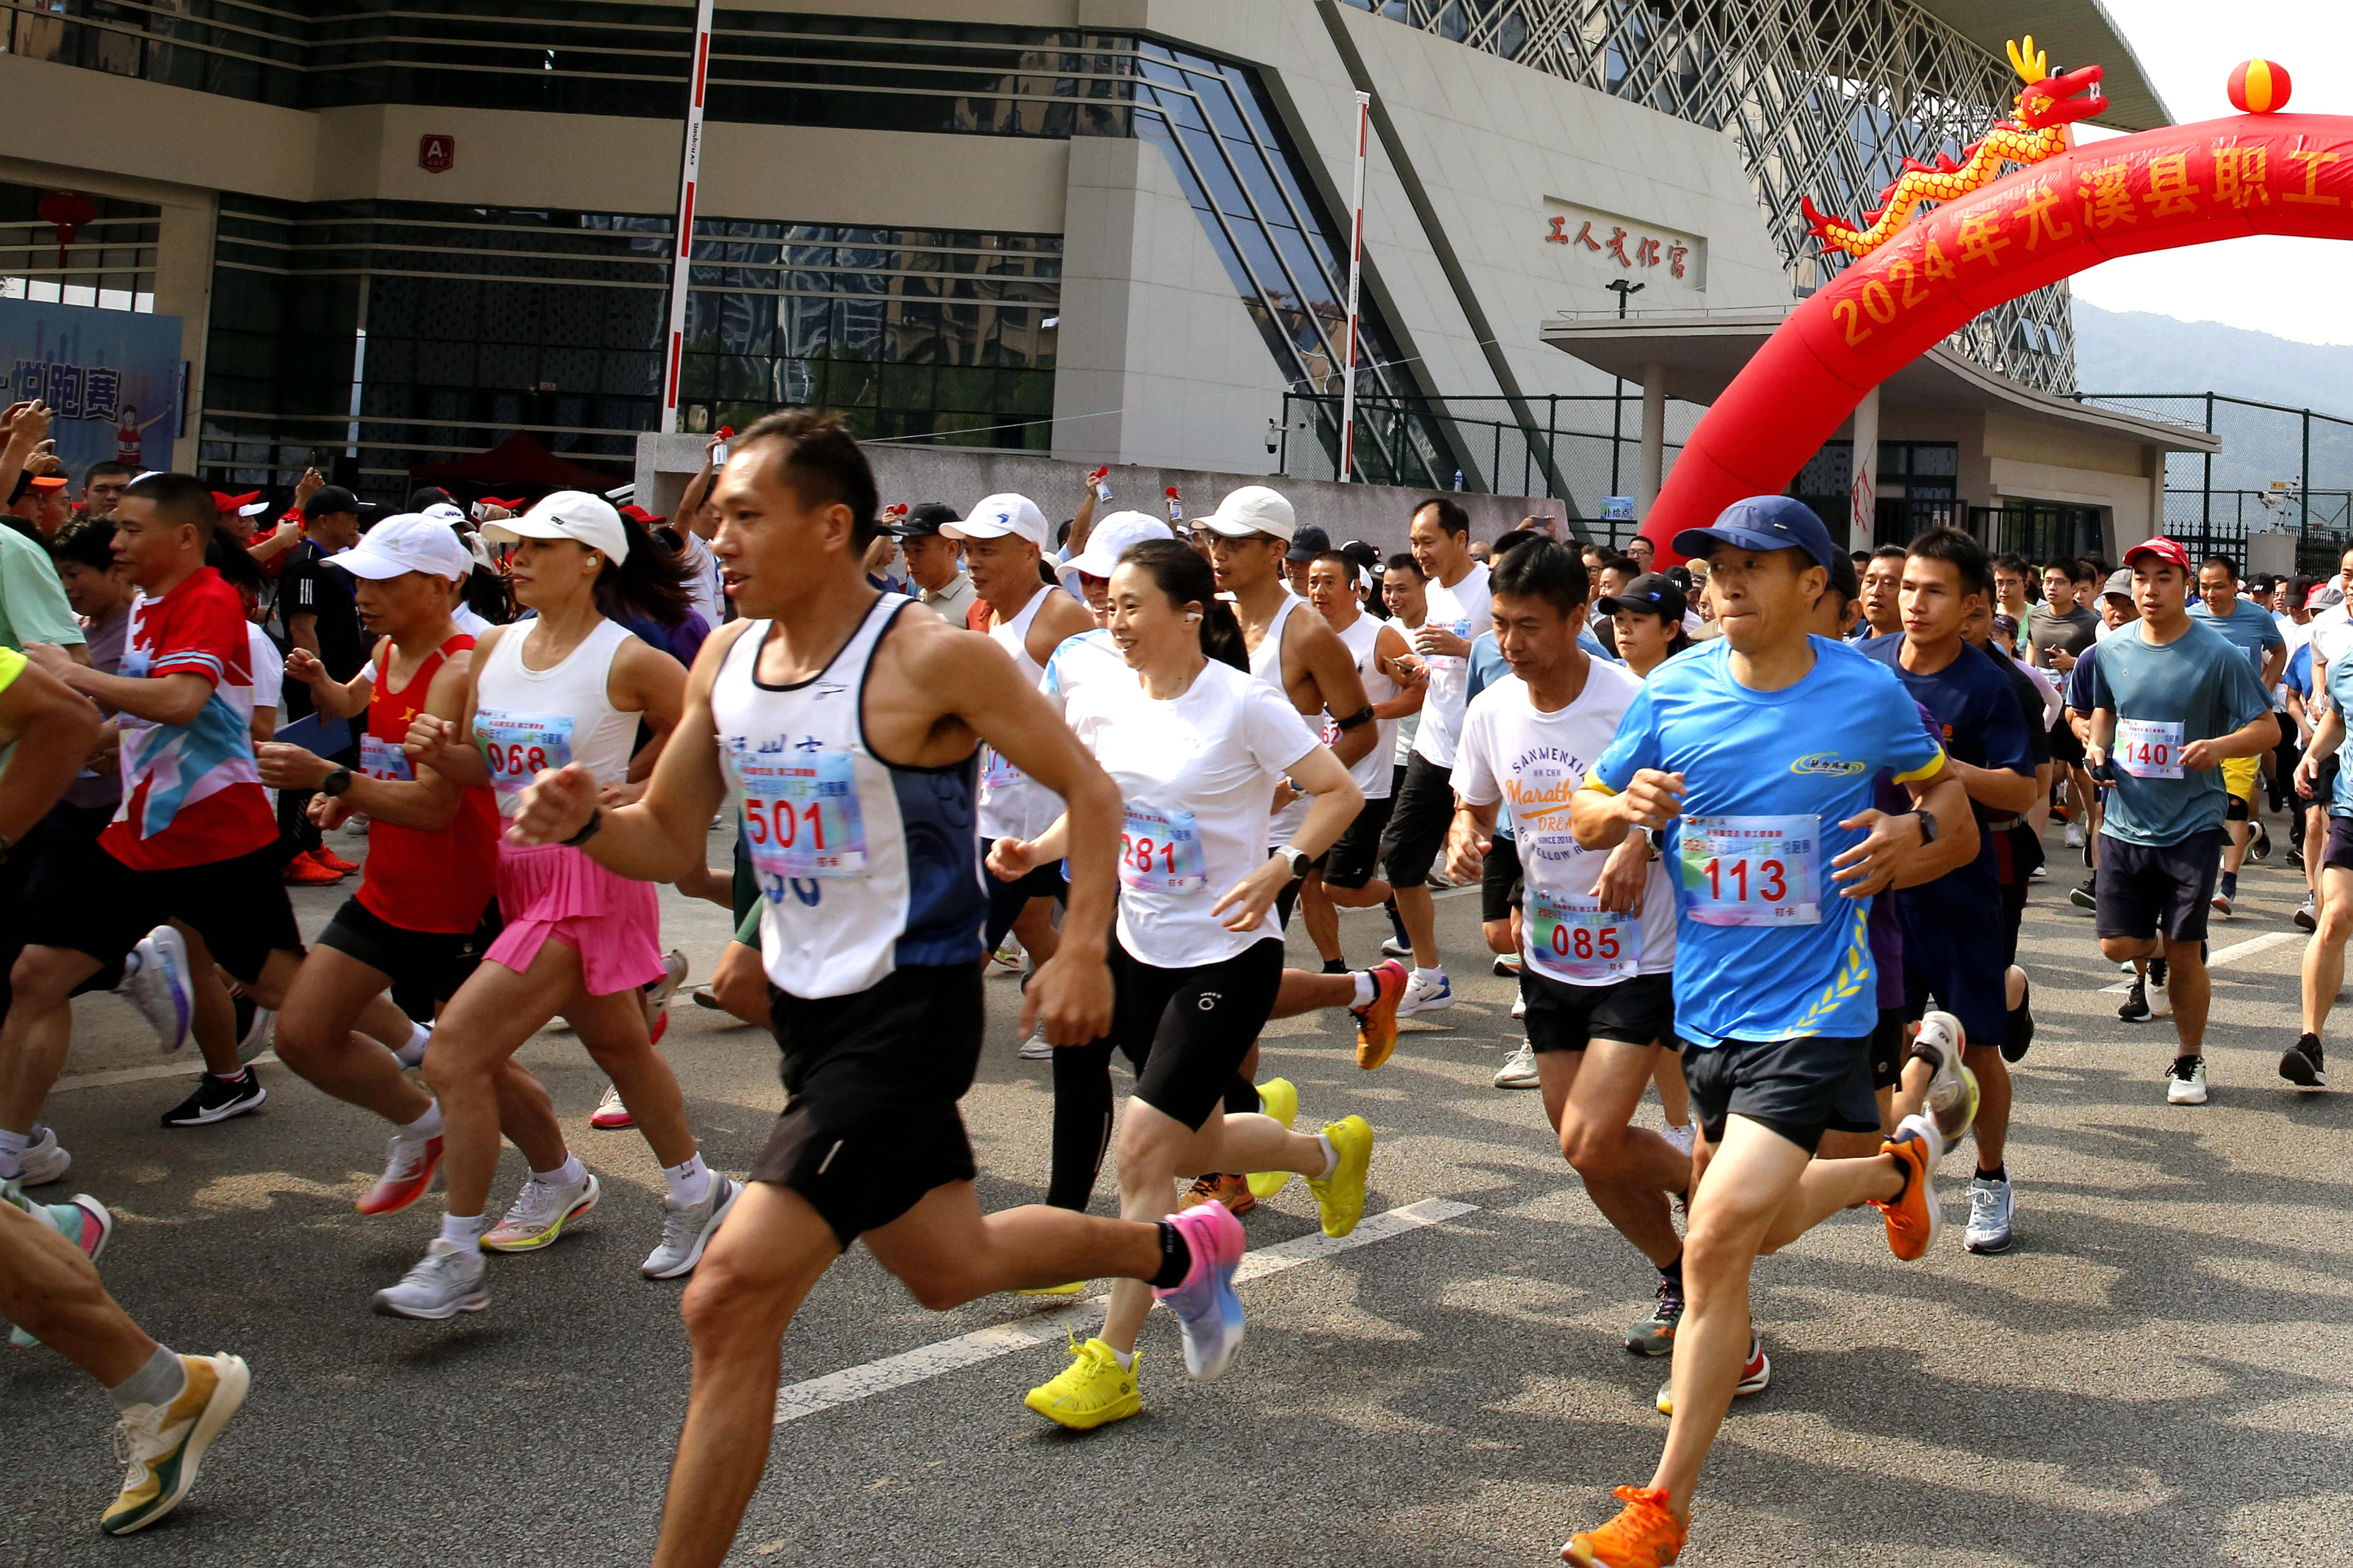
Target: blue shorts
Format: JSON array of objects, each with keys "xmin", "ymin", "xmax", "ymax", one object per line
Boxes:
[{"xmin": 1896, "ymin": 897, "xmax": 2009, "ymax": 1051}]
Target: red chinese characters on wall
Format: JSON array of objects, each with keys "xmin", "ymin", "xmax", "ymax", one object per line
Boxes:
[{"xmin": 1545, "ymin": 214, "xmax": 1692, "ymax": 279}]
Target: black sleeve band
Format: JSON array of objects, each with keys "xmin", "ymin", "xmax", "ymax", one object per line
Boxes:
[{"xmin": 1334, "ymin": 705, "xmax": 1376, "ymax": 732}]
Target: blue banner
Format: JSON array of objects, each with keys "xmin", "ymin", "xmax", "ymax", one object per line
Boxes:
[{"xmin": 0, "ymin": 299, "xmax": 183, "ymax": 485}]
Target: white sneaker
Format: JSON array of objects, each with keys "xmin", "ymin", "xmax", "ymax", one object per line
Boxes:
[
  {"xmin": 2148, "ymin": 962, "xmax": 2172, "ymax": 1018},
  {"xmin": 643, "ymin": 949, "xmax": 689, "ymax": 1043},
  {"xmin": 395, "ymin": 1023, "xmax": 431, "ymax": 1069},
  {"xmin": 1017, "ymin": 1030, "xmax": 1054, "ymax": 1060},
  {"xmin": 1397, "ymin": 969, "xmax": 1453, "ymax": 1017},
  {"xmin": 1661, "ymin": 1122, "xmax": 1695, "ymax": 1158},
  {"xmin": 642, "ymin": 1174, "xmax": 742, "ymax": 1279},
  {"xmin": 1491, "ymin": 951, "xmax": 1522, "ymax": 977},
  {"xmin": 1963, "ymin": 1175, "xmax": 2015, "ymax": 1254},
  {"xmin": 119, "ymin": 926, "xmax": 194, "ymax": 1053},
  {"xmin": 1492, "ymin": 1042, "xmax": 1540, "ymax": 1089},
  {"xmin": 2064, "ymin": 823, "xmax": 2085, "ymax": 848},
  {"xmin": 236, "ymin": 1005, "xmax": 276, "ymax": 1064},
  {"xmin": 2166, "ymin": 1055, "xmax": 2209, "ymax": 1105},
  {"xmin": 371, "ymin": 1240, "xmax": 488, "ymax": 1319},
  {"xmin": 1510, "ymin": 995, "xmax": 1527, "ymax": 1019},
  {"xmin": 16, "ymin": 1124, "xmax": 70, "ymax": 1186},
  {"xmin": 1379, "ymin": 935, "xmax": 1412, "ymax": 958},
  {"xmin": 482, "ymin": 1170, "xmax": 600, "ymax": 1252},
  {"xmin": 991, "ymin": 941, "xmax": 1024, "ymax": 972}
]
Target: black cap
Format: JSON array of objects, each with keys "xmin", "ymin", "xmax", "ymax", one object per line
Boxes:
[
  {"xmin": 303, "ymin": 485, "xmax": 361, "ymax": 519},
  {"xmin": 892, "ymin": 502, "xmax": 958, "ymax": 539},
  {"xmin": 407, "ymin": 486, "xmax": 457, "ymax": 512},
  {"xmin": 1595, "ymin": 571, "xmax": 1689, "ymax": 622},
  {"xmin": 1828, "ymin": 550, "xmax": 1860, "ymax": 604},
  {"xmin": 1339, "ymin": 538, "xmax": 1383, "ymax": 576},
  {"xmin": 1286, "ymin": 523, "xmax": 1332, "ymax": 563}
]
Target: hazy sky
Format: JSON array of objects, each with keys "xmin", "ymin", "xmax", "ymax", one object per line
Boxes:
[{"xmin": 2072, "ymin": 1, "xmax": 2353, "ymax": 343}]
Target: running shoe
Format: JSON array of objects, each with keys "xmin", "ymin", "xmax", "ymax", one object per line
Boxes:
[
  {"xmin": 2148, "ymin": 959, "xmax": 2172, "ymax": 1017},
  {"xmin": 2253, "ymin": 824, "xmax": 2272, "ymax": 861},
  {"xmin": 482, "ymin": 1169, "xmax": 600, "ymax": 1251},
  {"xmin": 643, "ymin": 1173, "xmax": 742, "ymax": 1279},
  {"xmin": 2002, "ymin": 977, "xmax": 2034, "ymax": 1064},
  {"xmin": 1511, "ymin": 995, "xmax": 1529, "ymax": 1020},
  {"xmin": 311, "ymin": 845, "xmax": 361, "ymax": 875},
  {"xmin": 282, "ymin": 850, "xmax": 345, "ymax": 886},
  {"xmin": 2210, "ymin": 888, "xmax": 2233, "ymax": 918},
  {"xmin": 120, "ymin": 927, "xmax": 194, "ymax": 1053},
  {"xmin": 2167, "ymin": 1054, "xmax": 2209, "ymax": 1105},
  {"xmin": 2063, "ymin": 822, "xmax": 2085, "ymax": 849},
  {"xmin": 643, "ymin": 948, "xmax": 689, "ymax": 1043},
  {"xmin": 1656, "ymin": 1333, "xmax": 1768, "ymax": 1415},
  {"xmin": 1624, "ymin": 1272, "xmax": 1684, "ymax": 1356},
  {"xmin": 4, "ymin": 1188, "xmax": 112, "ymax": 1348},
  {"xmin": 16, "ymin": 1124, "xmax": 70, "ymax": 1186},
  {"xmin": 1560, "ymin": 1485, "xmax": 1684, "ymax": 1568},
  {"xmin": 991, "ymin": 941, "xmax": 1024, "ymax": 972},
  {"xmin": 1493, "ymin": 1042, "xmax": 1541, "ymax": 1089},
  {"xmin": 159, "ymin": 1069, "xmax": 265, "ymax": 1129},
  {"xmin": 1352, "ymin": 960, "xmax": 1408, "ymax": 1069},
  {"xmin": 1246, "ymin": 1077, "xmax": 1299, "ymax": 1201},
  {"xmin": 1154, "ymin": 1200, "xmax": 1247, "ymax": 1379},
  {"xmin": 1660, "ymin": 1123, "xmax": 1695, "ymax": 1159},
  {"xmin": 1492, "ymin": 951, "xmax": 1523, "ymax": 977},
  {"xmin": 395, "ymin": 1023, "xmax": 431, "ymax": 1069},
  {"xmin": 1307, "ymin": 1115, "xmax": 1374, "ymax": 1237},
  {"xmin": 371, "ymin": 1240, "xmax": 488, "ymax": 1320},
  {"xmin": 2297, "ymin": 894, "xmax": 2319, "ymax": 932},
  {"xmin": 2289, "ymin": 845, "xmax": 2308, "ymax": 870},
  {"xmin": 2281, "ymin": 1033, "xmax": 2327, "ymax": 1090},
  {"xmin": 236, "ymin": 1005, "xmax": 276, "ymax": 1065},
  {"xmin": 2069, "ymin": 876, "xmax": 2097, "ymax": 911},
  {"xmin": 357, "ymin": 1134, "xmax": 443, "ymax": 1216},
  {"xmin": 2118, "ymin": 976, "xmax": 2153, "ymax": 1023},
  {"xmin": 99, "ymin": 1353, "xmax": 250, "ymax": 1536},
  {"xmin": 1908, "ymin": 1012, "xmax": 1979, "ymax": 1145},
  {"xmin": 589, "ymin": 1083, "xmax": 634, "ymax": 1129},
  {"xmin": 1869, "ymin": 1113, "xmax": 1945, "ymax": 1262},
  {"xmin": 1177, "ymin": 1173, "xmax": 1253, "ymax": 1216},
  {"xmin": 1023, "ymin": 1335, "xmax": 1140, "ymax": 1430},
  {"xmin": 691, "ymin": 984, "xmax": 725, "ymax": 1011},
  {"xmin": 1397, "ymin": 968, "xmax": 1453, "ymax": 1018},
  {"xmin": 1016, "ymin": 1281, "xmax": 1086, "ymax": 1298},
  {"xmin": 1017, "ymin": 1029, "xmax": 1054, "ymax": 1060},
  {"xmin": 1963, "ymin": 1175, "xmax": 2014, "ymax": 1254},
  {"xmin": 1379, "ymin": 934, "xmax": 1412, "ymax": 959},
  {"xmin": 2029, "ymin": 863, "xmax": 2047, "ymax": 881}
]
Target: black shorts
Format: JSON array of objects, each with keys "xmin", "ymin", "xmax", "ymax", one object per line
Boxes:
[
  {"xmin": 2324, "ymin": 815, "xmax": 2353, "ymax": 873},
  {"xmin": 317, "ymin": 897, "xmax": 501, "ymax": 1007},
  {"xmin": 1099, "ymin": 937, "xmax": 1284, "ymax": 1131},
  {"xmin": 43, "ymin": 841, "xmax": 303, "ymax": 986},
  {"xmin": 2313, "ymin": 754, "xmax": 2342, "ymax": 817},
  {"xmin": 1377, "ymin": 753, "xmax": 1455, "ymax": 890},
  {"xmin": 1481, "ymin": 834, "xmax": 1524, "ymax": 924},
  {"xmin": 752, "ymin": 963, "xmax": 985, "ymax": 1248},
  {"xmin": 981, "ymin": 837, "xmax": 1067, "ymax": 955},
  {"xmin": 1321, "ymin": 792, "xmax": 1395, "ymax": 891},
  {"xmin": 1680, "ymin": 1031, "xmax": 1880, "ymax": 1155},
  {"xmin": 1522, "ymin": 968, "xmax": 1674, "ymax": 1053},
  {"xmin": 2093, "ymin": 827, "xmax": 2224, "ymax": 945},
  {"xmin": 2049, "ymin": 714, "xmax": 2086, "ymax": 764},
  {"xmin": 1896, "ymin": 898, "xmax": 2007, "ymax": 1050},
  {"xmin": 1870, "ymin": 1008, "xmax": 1908, "ymax": 1091}
]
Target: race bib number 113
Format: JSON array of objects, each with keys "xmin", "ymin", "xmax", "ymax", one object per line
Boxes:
[{"xmin": 1679, "ymin": 814, "xmax": 1821, "ymax": 927}]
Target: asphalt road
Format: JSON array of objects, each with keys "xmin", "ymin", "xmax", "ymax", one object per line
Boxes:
[{"xmin": 4, "ymin": 818, "xmax": 2352, "ymax": 1567}]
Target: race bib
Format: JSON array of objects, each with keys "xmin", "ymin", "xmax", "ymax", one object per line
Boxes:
[
  {"xmin": 1120, "ymin": 802, "xmax": 1207, "ymax": 893},
  {"xmin": 1421, "ymin": 615, "xmax": 1473, "ymax": 672},
  {"xmin": 1679, "ymin": 814, "xmax": 1820, "ymax": 927},
  {"xmin": 2115, "ymin": 718, "xmax": 2186, "ymax": 780},
  {"xmin": 360, "ymin": 733, "xmax": 413, "ymax": 782},
  {"xmin": 979, "ymin": 745, "xmax": 1023, "ymax": 795},
  {"xmin": 121, "ymin": 646, "xmax": 152, "ymax": 679},
  {"xmin": 1527, "ymin": 888, "xmax": 1639, "ymax": 983},
  {"xmin": 740, "ymin": 749, "xmax": 867, "ymax": 880},
  {"xmin": 474, "ymin": 710, "xmax": 573, "ymax": 794}
]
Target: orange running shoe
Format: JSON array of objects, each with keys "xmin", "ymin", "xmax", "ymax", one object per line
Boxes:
[
  {"xmin": 311, "ymin": 845, "xmax": 361, "ymax": 875},
  {"xmin": 283, "ymin": 850, "xmax": 344, "ymax": 886},
  {"xmin": 1560, "ymin": 1484, "xmax": 1684, "ymax": 1566},
  {"xmin": 1352, "ymin": 959, "xmax": 1408, "ymax": 1069},
  {"xmin": 357, "ymin": 1134, "xmax": 442, "ymax": 1216},
  {"xmin": 1177, "ymin": 1173, "xmax": 1255, "ymax": 1215},
  {"xmin": 1868, "ymin": 1112, "xmax": 1944, "ymax": 1262}
]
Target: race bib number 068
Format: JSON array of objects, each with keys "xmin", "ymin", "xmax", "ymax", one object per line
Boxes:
[{"xmin": 475, "ymin": 710, "xmax": 574, "ymax": 794}]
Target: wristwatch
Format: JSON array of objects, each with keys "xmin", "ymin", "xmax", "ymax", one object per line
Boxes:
[
  {"xmin": 561, "ymin": 807, "xmax": 604, "ymax": 848},
  {"xmin": 1908, "ymin": 809, "xmax": 1940, "ymax": 845},
  {"xmin": 1273, "ymin": 844, "xmax": 1310, "ymax": 879},
  {"xmin": 321, "ymin": 766, "xmax": 354, "ymax": 797}
]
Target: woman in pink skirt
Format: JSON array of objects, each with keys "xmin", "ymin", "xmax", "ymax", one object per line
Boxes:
[{"xmin": 370, "ymin": 492, "xmax": 741, "ymax": 1322}]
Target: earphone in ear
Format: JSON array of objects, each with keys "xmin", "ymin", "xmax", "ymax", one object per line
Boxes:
[{"xmin": 1186, "ymin": 611, "xmax": 1202, "ymax": 622}]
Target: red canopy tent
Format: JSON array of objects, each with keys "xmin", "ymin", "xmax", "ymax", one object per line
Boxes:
[{"xmin": 408, "ymin": 431, "xmax": 626, "ymax": 497}]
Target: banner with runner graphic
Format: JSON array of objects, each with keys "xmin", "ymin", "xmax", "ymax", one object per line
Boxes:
[{"xmin": 0, "ymin": 298, "xmax": 183, "ymax": 481}]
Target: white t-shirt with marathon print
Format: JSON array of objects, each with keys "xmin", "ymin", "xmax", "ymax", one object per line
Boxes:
[{"xmin": 1411, "ymin": 560, "xmax": 1491, "ymax": 771}]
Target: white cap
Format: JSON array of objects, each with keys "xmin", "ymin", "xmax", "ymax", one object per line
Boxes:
[
  {"xmin": 237, "ymin": 499, "xmax": 269, "ymax": 518},
  {"xmin": 420, "ymin": 502, "xmax": 467, "ymax": 527},
  {"xmin": 1059, "ymin": 511, "xmax": 1174, "ymax": 593},
  {"xmin": 1200, "ymin": 484, "xmax": 1295, "ymax": 542},
  {"xmin": 481, "ymin": 489, "xmax": 630, "ymax": 563},
  {"xmin": 942, "ymin": 492, "xmax": 1047, "ymax": 547},
  {"xmin": 331, "ymin": 513, "xmax": 473, "ymax": 582}
]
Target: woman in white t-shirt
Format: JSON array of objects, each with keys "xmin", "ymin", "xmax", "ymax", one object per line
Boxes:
[{"xmin": 986, "ymin": 540, "xmax": 1378, "ymax": 1429}]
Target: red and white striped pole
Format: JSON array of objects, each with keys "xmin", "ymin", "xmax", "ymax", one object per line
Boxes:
[
  {"xmin": 1337, "ymin": 89, "xmax": 1369, "ymax": 483},
  {"xmin": 659, "ymin": 0, "xmax": 717, "ymax": 435}
]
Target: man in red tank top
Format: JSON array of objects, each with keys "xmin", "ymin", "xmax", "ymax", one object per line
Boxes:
[{"xmin": 256, "ymin": 515, "xmax": 571, "ymax": 1216}]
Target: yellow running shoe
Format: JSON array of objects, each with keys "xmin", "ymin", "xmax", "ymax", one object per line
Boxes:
[
  {"xmin": 1245, "ymin": 1077, "xmax": 1299, "ymax": 1201},
  {"xmin": 1023, "ymin": 1335, "xmax": 1141, "ymax": 1430},
  {"xmin": 101, "ymin": 1353, "xmax": 250, "ymax": 1536},
  {"xmin": 1016, "ymin": 1280, "xmax": 1086, "ymax": 1297},
  {"xmin": 1306, "ymin": 1115, "xmax": 1373, "ymax": 1237}
]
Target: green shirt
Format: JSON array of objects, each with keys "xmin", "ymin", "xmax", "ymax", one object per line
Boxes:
[
  {"xmin": 2088, "ymin": 620, "xmax": 2272, "ymax": 846},
  {"xmin": 0, "ymin": 525, "xmax": 85, "ymax": 652}
]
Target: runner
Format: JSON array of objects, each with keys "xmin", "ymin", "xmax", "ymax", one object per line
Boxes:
[
  {"xmin": 986, "ymin": 537, "xmax": 1375, "ymax": 1428},
  {"xmin": 1854, "ymin": 545, "xmax": 1905, "ymax": 639},
  {"xmin": 1445, "ymin": 540, "xmax": 1692, "ymax": 1363},
  {"xmin": 2033, "ymin": 558, "xmax": 2103, "ymax": 876},
  {"xmin": 1560, "ymin": 495, "xmax": 1976, "ymax": 1568},
  {"xmin": 2187, "ymin": 555, "xmax": 2285, "ymax": 916},
  {"xmin": 372, "ymin": 491, "xmax": 730, "ymax": 1318},
  {"xmin": 252, "ymin": 514, "xmax": 570, "ymax": 1219},
  {"xmin": 1376, "ymin": 498, "xmax": 1490, "ymax": 1017},
  {"xmin": 502, "ymin": 413, "xmax": 1252, "ymax": 1566},
  {"xmin": 2083, "ymin": 538, "xmax": 2277, "ymax": 1106},
  {"xmin": 2288, "ymin": 645, "xmax": 2349, "ymax": 1086}
]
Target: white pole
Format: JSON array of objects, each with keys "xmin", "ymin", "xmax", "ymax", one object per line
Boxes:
[
  {"xmin": 1337, "ymin": 89, "xmax": 1369, "ymax": 483},
  {"xmin": 659, "ymin": 0, "xmax": 717, "ymax": 436}
]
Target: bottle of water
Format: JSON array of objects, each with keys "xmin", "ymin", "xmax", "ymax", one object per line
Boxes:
[{"xmin": 1451, "ymin": 469, "xmax": 1463, "ymax": 491}]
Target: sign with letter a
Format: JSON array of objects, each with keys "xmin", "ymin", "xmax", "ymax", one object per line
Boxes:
[{"xmin": 418, "ymin": 135, "xmax": 455, "ymax": 174}]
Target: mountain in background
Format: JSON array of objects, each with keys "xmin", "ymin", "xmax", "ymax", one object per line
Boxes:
[{"xmin": 2072, "ymin": 301, "xmax": 2353, "ymax": 491}]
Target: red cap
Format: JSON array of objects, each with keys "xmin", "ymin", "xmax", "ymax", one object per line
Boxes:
[
  {"xmin": 2123, "ymin": 537, "xmax": 2190, "ymax": 573},
  {"xmin": 617, "ymin": 503, "xmax": 667, "ymax": 526},
  {"xmin": 210, "ymin": 489, "xmax": 261, "ymax": 514}
]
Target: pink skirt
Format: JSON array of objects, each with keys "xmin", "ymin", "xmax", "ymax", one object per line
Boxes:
[{"xmin": 484, "ymin": 833, "xmax": 664, "ymax": 997}]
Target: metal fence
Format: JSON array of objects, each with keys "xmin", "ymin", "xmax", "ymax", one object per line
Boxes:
[{"xmin": 2073, "ymin": 390, "xmax": 2353, "ymax": 571}]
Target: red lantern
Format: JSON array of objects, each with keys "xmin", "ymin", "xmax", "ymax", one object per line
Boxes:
[
  {"xmin": 2227, "ymin": 59, "xmax": 2291, "ymax": 114},
  {"xmin": 36, "ymin": 190, "xmax": 97, "ymax": 269}
]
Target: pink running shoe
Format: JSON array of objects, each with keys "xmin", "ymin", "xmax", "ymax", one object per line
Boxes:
[{"xmin": 1153, "ymin": 1201, "xmax": 1246, "ymax": 1381}]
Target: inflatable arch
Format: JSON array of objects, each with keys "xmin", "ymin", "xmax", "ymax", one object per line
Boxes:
[{"xmin": 1638, "ymin": 88, "xmax": 2353, "ymax": 559}]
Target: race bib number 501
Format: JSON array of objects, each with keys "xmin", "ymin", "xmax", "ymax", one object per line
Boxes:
[
  {"xmin": 1679, "ymin": 814, "xmax": 1821, "ymax": 927},
  {"xmin": 739, "ymin": 750, "xmax": 867, "ymax": 880}
]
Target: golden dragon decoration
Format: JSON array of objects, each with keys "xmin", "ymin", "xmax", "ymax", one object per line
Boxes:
[{"xmin": 1802, "ymin": 37, "xmax": 2109, "ymax": 258}]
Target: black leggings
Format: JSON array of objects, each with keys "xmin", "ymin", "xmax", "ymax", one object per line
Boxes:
[{"xmin": 1045, "ymin": 937, "xmax": 1284, "ymax": 1213}]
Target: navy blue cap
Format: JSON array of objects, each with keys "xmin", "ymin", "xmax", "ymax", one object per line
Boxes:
[
  {"xmin": 1672, "ymin": 495, "xmax": 1838, "ymax": 572},
  {"xmin": 1285, "ymin": 522, "xmax": 1332, "ymax": 563},
  {"xmin": 1595, "ymin": 571, "xmax": 1688, "ymax": 622}
]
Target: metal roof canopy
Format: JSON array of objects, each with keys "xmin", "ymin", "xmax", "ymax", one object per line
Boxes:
[
  {"xmin": 1917, "ymin": 0, "xmax": 2172, "ymax": 131},
  {"xmin": 1540, "ymin": 308, "xmax": 2221, "ymax": 454}
]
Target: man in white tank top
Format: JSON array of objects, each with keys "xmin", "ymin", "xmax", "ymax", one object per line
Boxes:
[{"xmin": 509, "ymin": 413, "xmax": 1257, "ymax": 1568}]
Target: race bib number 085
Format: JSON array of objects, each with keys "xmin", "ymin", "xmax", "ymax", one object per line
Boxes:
[
  {"xmin": 1679, "ymin": 814, "xmax": 1821, "ymax": 927},
  {"xmin": 1527, "ymin": 888, "xmax": 1638, "ymax": 982}
]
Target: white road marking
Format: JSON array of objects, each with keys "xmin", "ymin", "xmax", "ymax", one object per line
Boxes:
[
  {"xmin": 771, "ymin": 1198, "xmax": 1478, "ymax": 1425},
  {"xmin": 52, "ymin": 1053, "xmax": 281, "ymax": 1092},
  {"xmin": 2097, "ymin": 931, "xmax": 2298, "ymax": 993}
]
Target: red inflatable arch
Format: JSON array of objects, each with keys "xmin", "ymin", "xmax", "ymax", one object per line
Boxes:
[{"xmin": 1639, "ymin": 111, "xmax": 2353, "ymax": 560}]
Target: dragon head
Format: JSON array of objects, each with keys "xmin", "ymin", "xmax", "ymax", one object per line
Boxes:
[{"xmin": 2006, "ymin": 35, "xmax": 2107, "ymax": 129}]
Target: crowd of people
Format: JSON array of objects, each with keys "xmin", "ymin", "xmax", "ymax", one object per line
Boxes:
[{"xmin": 0, "ymin": 393, "xmax": 2335, "ymax": 1565}]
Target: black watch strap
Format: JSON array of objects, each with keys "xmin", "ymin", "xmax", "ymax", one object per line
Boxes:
[
  {"xmin": 1912, "ymin": 808, "xmax": 1938, "ymax": 845},
  {"xmin": 321, "ymin": 766, "xmax": 354, "ymax": 797},
  {"xmin": 560, "ymin": 807, "xmax": 603, "ymax": 848}
]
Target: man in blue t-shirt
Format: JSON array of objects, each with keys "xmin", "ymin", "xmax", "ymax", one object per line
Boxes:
[
  {"xmin": 2189, "ymin": 556, "xmax": 2286, "ymax": 914},
  {"xmin": 1858, "ymin": 528, "xmax": 2035, "ymax": 1256},
  {"xmin": 2087, "ymin": 538, "xmax": 2277, "ymax": 1107},
  {"xmin": 1560, "ymin": 495, "xmax": 1977, "ymax": 1568}
]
